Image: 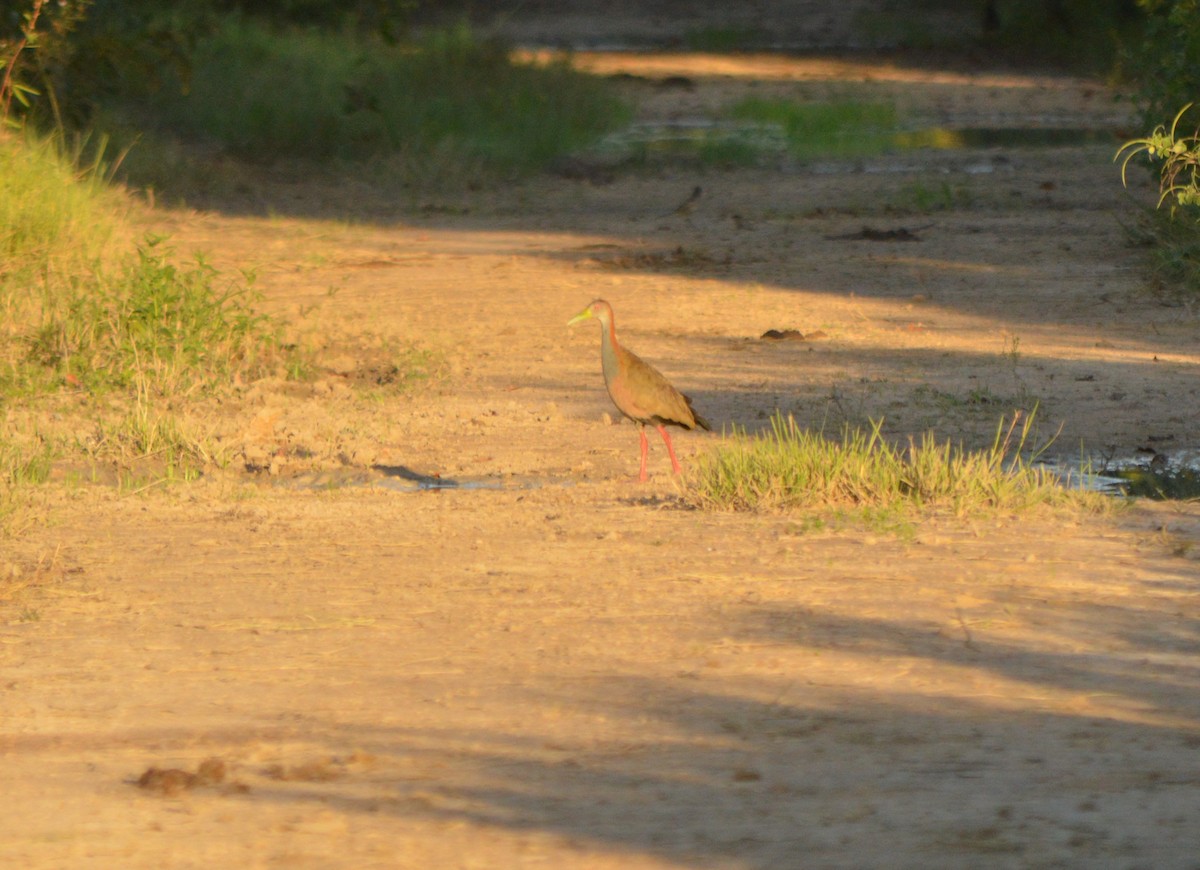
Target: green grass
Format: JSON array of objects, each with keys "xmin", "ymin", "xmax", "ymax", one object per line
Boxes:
[
  {"xmin": 23, "ymin": 237, "xmax": 281, "ymax": 397},
  {"xmin": 0, "ymin": 130, "xmax": 124, "ymax": 300},
  {"xmin": 0, "ymin": 128, "xmax": 312, "ymax": 508},
  {"xmin": 130, "ymin": 20, "xmax": 630, "ymax": 173},
  {"xmin": 686, "ymin": 411, "xmax": 1101, "ymax": 519},
  {"xmin": 727, "ymin": 98, "xmax": 900, "ymax": 161},
  {"xmin": 601, "ymin": 98, "xmax": 904, "ymax": 168}
]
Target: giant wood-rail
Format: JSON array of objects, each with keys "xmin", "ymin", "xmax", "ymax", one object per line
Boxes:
[{"xmin": 569, "ymin": 299, "xmax": 710, "ymax": 481}]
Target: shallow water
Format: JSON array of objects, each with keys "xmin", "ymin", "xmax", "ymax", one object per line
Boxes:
[{"xmin": 1040, "ymin": 450, "xmax": 1200, "ymax": 500}]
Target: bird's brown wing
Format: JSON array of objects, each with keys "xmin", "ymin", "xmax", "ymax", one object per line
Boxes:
[{"xmin": 611, "ymin": 346, "xmax": 705, "ymax": 430}]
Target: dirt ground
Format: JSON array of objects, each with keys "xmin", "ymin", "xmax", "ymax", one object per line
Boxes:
[{"xmin": 4, "ymin": 25, "xmax": 1200, "ymax": 870}]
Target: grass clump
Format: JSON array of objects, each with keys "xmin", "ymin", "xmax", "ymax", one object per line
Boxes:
[
  {"xmin": 132, "ymin": 20, "xmax": 630, "ymax": 173},
  {"xmin": 686, "ymin": 411, "xmax": 1089, "ymax": 519},
  {"xmin": 25, "ymin": 237, "xmax": 279, "ymax": 396},
  {"xmin": 0, "ymin": 130, "xmax": 123, "ymax": 290},
  {"xmin": 87, "ymin": 385, "xmax": 225, "ymax": 487},
  {"xmin": 1124, "ymin": 208, "xmax": 1200, "ymax": 296}
]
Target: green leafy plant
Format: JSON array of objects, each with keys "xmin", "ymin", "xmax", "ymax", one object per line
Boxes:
[
  {"xmin": 1, "ymin": 0, "xmax": 94, "ymax": 127},
  {"xmin": 1116, "ymin": 103, "xmax": 1200, "ymax": 293},
  {"xmin": 1117, "ymin": 103, "xmax": 1200, "ymax": 211}
]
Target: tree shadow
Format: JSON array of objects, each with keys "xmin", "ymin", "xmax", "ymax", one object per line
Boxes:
[{"xmin": 88, "ymin": 541, "xmax": 1200, "ymax": 866}]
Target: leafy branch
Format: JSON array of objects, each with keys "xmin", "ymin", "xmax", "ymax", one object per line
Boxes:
[
  {"xmin": 1, "ymin": 0, "xmax": 92, "ymax": 128},
  {"xmin": 0, "ymin": 0, "xmax": 47, "ymax": 124}
]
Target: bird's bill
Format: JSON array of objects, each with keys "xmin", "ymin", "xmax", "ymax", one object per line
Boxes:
[{"xmin": 567, "ymin": 305, "xmax": 595, "ymax": 326}]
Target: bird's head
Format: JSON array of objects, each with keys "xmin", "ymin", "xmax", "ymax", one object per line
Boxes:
[{"xmin": 568, "ymin": 299, "xmax": 612, "ymax": 328}]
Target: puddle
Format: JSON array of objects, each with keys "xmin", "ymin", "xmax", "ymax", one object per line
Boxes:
[
  {"xmin": 1040, "ymin": 451, "xmax": 1200, "ymax": 500},
  {"xmin": 271, "ymin": 465, "xmax": 568, "ymax": 493},
  {"xmin": 1103, "ymin": 465, "xmax": 1200, "ymax": 500}
]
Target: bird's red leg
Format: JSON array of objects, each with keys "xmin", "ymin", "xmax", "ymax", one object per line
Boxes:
[
  {"xmin": 638, "ymin": 426, "xmax": 650, "ymax": 482},
  {"xmin": 657, "ymin": 425, "xmax": 683, "ymax": 475}
]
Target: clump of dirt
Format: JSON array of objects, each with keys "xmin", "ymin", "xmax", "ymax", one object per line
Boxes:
[{"xmin": 134, "ymin": 757, "xmax": 246, "ymax": 797}]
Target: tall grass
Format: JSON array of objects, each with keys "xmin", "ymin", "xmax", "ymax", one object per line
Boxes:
[
  {"xmin": 134, "ymin": 20, "xmax": 630, "ymax": 171},
  {"xmin": 686, "ymin": 411, "xmax": 1093, "ymax": 518},
  {"xmin": 0, "ymin": 130, "xmax": 123, "ymax": 297}
]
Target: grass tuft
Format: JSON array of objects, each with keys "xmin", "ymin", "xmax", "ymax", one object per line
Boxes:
[{"xmin": 686, "ymin": 411, "xmax": 1100, "ymax": 519}]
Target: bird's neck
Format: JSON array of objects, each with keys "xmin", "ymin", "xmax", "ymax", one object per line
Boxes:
[{"xmin": 599, "ymin": 317, "xmax": 621, "ymax": 385}]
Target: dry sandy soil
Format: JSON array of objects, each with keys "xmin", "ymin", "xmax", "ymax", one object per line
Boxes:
[{"xmin": 4, "ymin": 26, "xmax": 1200, "ymax": 870}]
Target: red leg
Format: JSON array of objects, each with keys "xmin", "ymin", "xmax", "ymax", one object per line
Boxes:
[
  {"xmin": 638, "ymin": 426, "xmax": 649, "ymax": 482},
  {"xmin": 657, "ymin": 425, "xmax": 683, "ymax": 475}
]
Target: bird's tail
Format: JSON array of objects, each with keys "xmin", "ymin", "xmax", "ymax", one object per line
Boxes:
[{"xmin": 683, "ymin": 393, "xmax": 712, "ymax": 431}]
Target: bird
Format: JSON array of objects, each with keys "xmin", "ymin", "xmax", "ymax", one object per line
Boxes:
[{"xmin": 568, "ymin": 299, "xmax": 710, "ymax": 481}]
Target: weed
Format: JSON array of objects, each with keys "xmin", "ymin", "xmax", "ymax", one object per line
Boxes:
[
  {"xmin": 347, "ymin": 342, "xmax": 444, "ymax": 398},
  {"xmin": 1126, "ymin": 208, "xmax": 1200, "ymax": 297},
  {"xmin": 1003, "ymin": 334, "xmax": 1022, "ymax": 367},
  {"xmin": 1117, "ymin": 104, "xmax": 1200, "ymax": 296}
]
